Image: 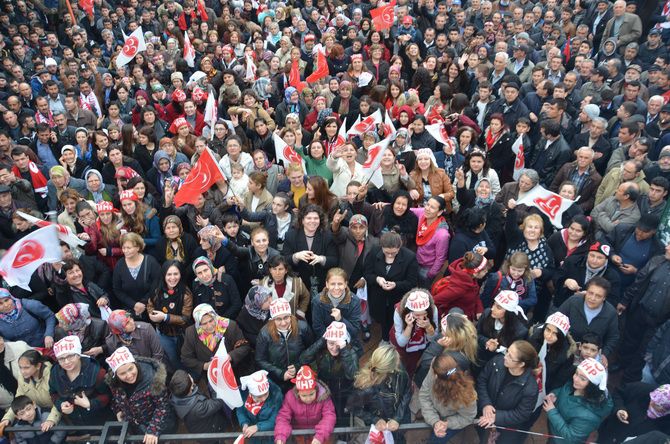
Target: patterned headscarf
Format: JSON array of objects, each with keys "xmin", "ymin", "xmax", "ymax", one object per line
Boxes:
[
  {"xmin": 193, "ymin": 303, "xmax": 229, "ymax": 352},
  {"xmin": 648, "ymin": 385, "xmax": 670, "ymax": 419},
  {"xmin": 198, "ymin": 225, "xmax": 221, "ymax": 251},
  {"xmin": 56, "ymin": 303, "xmax": 92, "ymax": 335},
  {"xmin": 107, "ymin": 309, "xmax": 132, "ymax": 340},
  {"xmin": 0, "ymin": 289, "xmax": 21, "ymax": 322},
  {"xmin": 192, "ymin": 256, "xmax": 216, "ymax": 285},
  {"xmin": 245, "ymin": 286, "xmax": 273, "ymax": 321}
]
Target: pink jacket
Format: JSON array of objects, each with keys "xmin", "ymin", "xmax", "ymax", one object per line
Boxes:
[
  {"xmin": 410, "ymin": 207, "xmax": 451, "ymax": 279},
  {"xmin": 274, "ymin": 382, "xmax": 336, "ymax": 443}
]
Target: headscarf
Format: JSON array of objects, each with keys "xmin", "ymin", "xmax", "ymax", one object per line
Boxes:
[
  {"xmin": 382, "ymin": 190, "xmax": 419, "ymax": 236},
  {"xmin": 252, "ymin": 150, "xmax": 272, "ymax": 172},
  {"xmin": 253, "ymin": 77, "xmax": 272, "ymax": 100},
  {"xmin": 245, "ymin": 286, "xmax": 273, "ymax": 321},
  {"xmin": 85, "ymin": 169, "xmax": 106, "ymax": 203},
  {"xmin": 337, "ymin": 81, "xmax": 352, "ymax": 115},
  {"xmin": 474, "ymin": 177, "xmax": 494, "ymax": 207},
  {"xmin": 56, "ymin": 303, "xmax": 92, "ymax": 338},
  {"xmin": 0, "ymin": 289, "xmax": 21, "ymax": 323},
  {"xmin": 107, "ymin": 309, "xmax": 133, "ymax": 342},
  {"xmin": 648, "ymin": 385, "xmax": 670, "ymax": 419},
  {"xmin": 193, "ymin": 303, "xmax": 230, "ymax": 352},
  {"xmin": 153, "ymin": 150, "xmax": 174, "ymax": 193},
  {"xmin": 192, "ymin": 256, "xmax": 216, "ymax": 285},
  {"xmin": 284, "ymin": 87, "xmax": 300, "ymax": 114},
  {"xmin": 163, "ymin": 215, "xmax": 185, "ymax": 261},
  {"xmin": 198, "ymin": 225, "xmax": 221, "ymax": 252}
]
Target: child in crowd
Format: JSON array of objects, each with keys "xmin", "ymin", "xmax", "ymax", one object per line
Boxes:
[
  {"xmin": 10, "ymin": 395, "xmax": 66, "ymax": 444},
  {"xmin": 168, "ymin": 370, "xmax": 228, "ymax": 435}
]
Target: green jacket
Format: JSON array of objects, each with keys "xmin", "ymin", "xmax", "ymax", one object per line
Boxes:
[
  {"xmin": 547, "ymin": 383, "xmax": 613, "ymax": 444},
  {"xmin": 299, "ymin": 148, "xmax": 333, "ymax": 185}
]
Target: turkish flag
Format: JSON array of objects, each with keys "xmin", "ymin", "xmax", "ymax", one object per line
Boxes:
[
  {"xmin": 116, "ymin": 27, "xmax": 146, "ymax": 69},
  {"xmin": 208, "ymin": 340, "xmax": 243, "ymax": 409},
  {"xmin": 79, "ymin": 0, "xmax": 94, "ymax": 17},
  {"xmin": 426, "ymin": 105, "xmax": 445, "ymax": 124},
  {"xmin": 425, "ymin": 122, "xmax": 452, "ymax": 146},
  {"xmin": 347, "ymin": 109, "xmax": 383, "ymax": 137},
  {"xmin": 361, "ymin": 135, "xmax": 392, "ymax": 187},
  {"xmin": 273, "ymin": 133, "xmax": 305, "ymax": 169},
  {"xmin": 371, "ymin": 0, "xmax": 396, "ymax": 32},
  {"xmin": 174, "ymin": 148, "xmax": 225, "ymax": 207},
  {"xmin": 184, "ymin": 32, "xmax": 196, "ymax": 68},
  {"xmin": 515, "ymin": 185, "xmax": 576, "ymax": 228},
  {"xmin": 511, "ymin": 135, "xmax": 525, "ymax": 180},
  {"xmin": 0, "ymin": 225, "xmax": 62, "ymax": 290},
  {"xmin": 15, "ymin": 211, "xmax": 85, "ymax": 249},
  {"xmin": 196, "ymin": 0, "xmax": 208, "ymax": 21},
  {"xmin": 305, "ymin": 49, "xmax": 329, "ymax": 83},
  {"xmin": 289, "ymin": 59, "xmax": 307, "ymax": 93}
]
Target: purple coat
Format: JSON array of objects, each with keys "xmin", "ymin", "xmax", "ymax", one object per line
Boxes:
[
  {"xmin": 274, "ymin": 381, "xmax": 336, "ymax": 443},
  {"xmin": 410, "ymin": 207, "xmax": 450, "ymax": 279}
]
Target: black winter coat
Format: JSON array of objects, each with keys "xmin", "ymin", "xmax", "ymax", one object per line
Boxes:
[
  {"xmin": 552, "ymin": 254, "xmax": 622, "ymax": 307},
  {"xmin": 171, "ymin": 387, "xmax": 227, "ymax": 436},
  {"xmin": 528, "ymin": 326, "xmax": 577, "ymax": 393},
  {"xmin": 255, "ymin": 320, "xmax": 314, "ymax": 387},
  {"xmin": 346, "ymin": 368, "xmax": 412, "ymax": 425},
  {"xmin": 191, "ymin": 273, "xmax": 242, "ymax": 319},
  {"xmin": 557, "ymin": 294, "xmax": 620, "ymax": 357},
  {"xmin": 282, "ymin": 228, "xmax": 338, "ymax": 296}
]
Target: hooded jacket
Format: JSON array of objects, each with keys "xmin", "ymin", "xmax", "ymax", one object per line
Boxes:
[
  {"xmin": 235, "ymin": 380, "xmax": 284, "ymax": 443},
  {"xmin": 106, "ymin": 358, "xmax": 175, "ymax": 437},
  {"xmin": 170, "ymin": 386, "xmax": 227, "ymax": 435},
  {"xmin": 274, "ymin": 381, "xmax": 337, "ymax": 443},
  {"xmin": 547, "ymin": 382, "xmax": 613, "ymax": 444},
  {"xmin": 433, "ymin": 258, "xmax": 484, "ymax": 321}
]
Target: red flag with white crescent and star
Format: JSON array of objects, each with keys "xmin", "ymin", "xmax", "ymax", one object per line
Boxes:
[
  {"xmin": 371, "ymin": 0, "xmax": 396, "ymax": 31},
  {"xmin": 174, "ymin": 148, "xmax": 225, "ymax": 207}
]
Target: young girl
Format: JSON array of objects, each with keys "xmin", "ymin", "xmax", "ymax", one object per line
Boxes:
[
  {"xmin": 84, "ymin": 201, "xmax": 123, "ymax": 271},
  {"xmin": 480, "ymin": 251, "xmax": 537, "ymax": 311},
  {"xmin": 433, "ymin": 251, "xmax": 488, "ymax": 321},
  {"xmin": 390, "ymin": 289, "xmax": 440, "ymax": 379},
  {"xmin": 260, "ymin": 256, "xmax": 310, "ymax": 320},
  {"xmin": 229, "ymin": 162, "xmax": 250, "ymax": 199},
  {"xmin": 119, "ymin": 190, "xmax": 160, "ymax": 252},
  {"xmin": 476, "ymin": 291, "xmax": 529, "ymax": 364}
]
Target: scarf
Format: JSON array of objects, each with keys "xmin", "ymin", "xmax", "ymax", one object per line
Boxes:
[
  {"xmin": 506, "ymin": 275, "xmax": 527, "ymax": 298},
  {"xmin": 165, "ymin": 238, "xmax": 185, "ymax": 262},
  {"xmin": 561, "ymin": 228, "xmax": 586, "ymax": 258},
  {"xmin": 245, "ymin": 394, "xmax": 265, "ymax": 415},
  {"xmin": 197, "ymin": 316, "xmax": 230, "ymax": 351},
  {"xmin": 485, "ymin": 127, "xmax": 503, "ymax": 150},
  {"xmin": 382, "ymin": 191, "xmax": 419, "ymax": 235},
  {"xmin": 0, "ymin": 293, "xmax": 21, "ymax": 323},
  {"xmin": 416, "ymin": 215, "xmax": 447, "ymax": 246},
  {"xmin": 108, "ymin": 310, "xmax": 133, "ymax": 343},
  {"xmin": 648, "ymin": 384, "xmax": 670, "ymax": 418},
  {"xmin": 327, "ymin": 292, "xmax": 345, "ymax": 308},
  {"xmin": 585, "ymin": 262, "xmax": 607, "ymax": 282},
  {"xmin": 85, "ymin": 169, "xmax": 106, "ymax": 203},
  {"xmin": 12, "ymin": 162, "xmax": 48, "ymax": 197},
  {"xmin": 245, "ymin": 287, "xmax": 272, "ymax": 321}
]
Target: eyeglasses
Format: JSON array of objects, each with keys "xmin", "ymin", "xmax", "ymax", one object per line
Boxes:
[{"xmin": 57, "ymin": 354, "xmax": 78, "ymax": 364}]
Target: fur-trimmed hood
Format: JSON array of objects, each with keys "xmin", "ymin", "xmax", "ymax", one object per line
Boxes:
[{"xmin": 105, "ymin": 356, "xmax": 167, "ymax": 396}]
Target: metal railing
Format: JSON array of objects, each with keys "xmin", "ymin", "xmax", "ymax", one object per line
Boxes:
[{"xmin": 6, "ymin": 421, "xmax": 433, "ymax": 443}]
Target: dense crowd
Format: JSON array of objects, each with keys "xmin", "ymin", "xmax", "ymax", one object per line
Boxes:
[{"xmin": 1, "ymin": 0, "xmax": 670, "ymax": 443}]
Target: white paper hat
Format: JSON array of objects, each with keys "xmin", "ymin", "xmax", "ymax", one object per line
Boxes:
[
  {"xmin": 240, "ymin": 370, "xmax": 270, "ymax": 396},
  {"xmin": 106, "ymin": 346, "xmax": 136, "ymax": 374}
]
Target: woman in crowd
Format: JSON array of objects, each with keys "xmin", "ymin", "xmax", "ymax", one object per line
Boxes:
[
  {"xmin": 84, "ymin": 170, "xmax": 114, "ymax": 203},
  {"xmin": 105, "ymin": 310, "xmax": 165, "ymax": 363},
  {"xmin": 390, "ymin": 289, "xmax": 440, "ymax": 379},
  {"xmin": 0, "ymin": 289, "xmax": 55, "ymax": 348},
  {"xmin": 146, "ymin": 261, "xmax": 194, "ymax": 370},
  {"xmin": 119, "ymin": 190, "xmax": 161, "ymax": 253},
  {"xmin": 299, "ymin": 140, "xmax": 333, "ymax": 185},
  {"xmin": 127, "ymin": 176, "xmax": 159, "ymax": 211},
  {"xmin": 460, "ymin": 150, "xmax": 501, "ymax": 198},
  {"xmin": 301, "ymin": 321, "xmax": 359, "ymax": 424},
  {"xmin": 274, "ymin": 365, "xmax": 337, "ymax": 444},
  {"xmin": 243, "ymin": 172, "xmax": 274, "ymax": 217},
  {"xmin": 227, "ymin": 226, "xmax": 280, "ymax": 294},
  {"xmin": 112, "ymin": 233, "xmax": 161, "ymax": 318},
  {"xmin": 455, "ymin": 173, "xmax": 504, "ymax": 247},
  {"xmin": 544, "ymin": 358, "xmax": 613, "ymax": 443},
  {"xmin": 105, "ymin": 347, "xmax": 176, "ymax": 444},
  {"xmin": 283, "ymin": 204, "xmax": 338, "ymax": 300},
  {"xmin": 181, "ymin": 303, "xmax": 251, "ymax": 381},
  {"xmin": 419, "ymin": 354, "xmax": 478, "ymax": 443},
  {"xmin": 327, "ymin": 143, "xmax": 365, "ymax": 197},
  {"xmin": 480, "ymin": 114, "xmax": 514, "ymax": 184},
  {"xmin": 84, "ymin": 201, "xmax": 123, "ymax": 271},
  {"xmin": 260, "ymin": 256, "xmax": 310, "ymax": 320},
  {"xmin": 57, "ymin": 259, "xmax": 111, "ymax": 319},
  {"xmin": 347, "ymin": 345, "xmax": 412, "ymax": 443},
  {"xmin": 49, "ymin": 336, "xmax": 112, "ymax": 426},
  {"xmin": 411, "ymin": 196, "xmax": 450, "ymax": 287},
  {"xmin": 369, "ymin": 149, "xmax": 416, "ymax": 203},
  {"xmin": 433, "ymin": 251, "xmax": 488, "ymax": 321},
  {"xmin": 154, "ymin": 215, "xmax": 198, "ymax": 269},
  {"xmin": 237, "ymin": 286, "xmax": 273, "ymax": 348},
  {"xmin": 369, "ymin": 191, "xmax": 419, "ymax": 249},
  {"xmin": 477, "ymin": 291, "xmax": 529, "ymax": 364},
  {"xmin": 476, "ymin": 340, "xmax": 539, "ymax": 444},
  {"xmin": 255, "ymin": 298, "xmax": 314, "ymax": 390},
  {"xmin": 448, "ymin": 207, "xmax": 496, "ymax": 262},
  {"xmin": 191, "ymin": 256, "xmax": 241, "ymax": 319},
  {"xmin": 409, "ymin": 149, "xmax": 455, "ymax": 210},
  {"xmin": 239, "ymin": 193, "xmax": 294, "ymax": 250},
  {"xmin": 547, "ymin": 215, "xmax": 592, "ymax": 267},
  {"xmin": 55, "ymin": 303, "xmax": 108, "ymax": 359},
  {"xmin": 193, "ymin": 225, "xmax": 241, "ymax": 284}
]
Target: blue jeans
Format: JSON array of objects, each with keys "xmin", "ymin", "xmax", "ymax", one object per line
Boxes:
[
  {"xmin": 158, "ymin": 332, "xmax": 183, "ymax": 371},
  {"xmin": 429, "ymin": 428, "xmax": 462, "ymax": 443},
  {"xmin": 642, "ymin": 363, "xmax": 658, "ymax": 385}
]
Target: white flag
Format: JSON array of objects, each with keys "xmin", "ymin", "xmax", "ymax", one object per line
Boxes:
[
  {"xmin": 515, "ymin": 185, "xmax": 576, "ymax": 228},
  {"xmin": 426, "ymin": 122, "xmax": 452, "ymax": 146},
  {"xmin": 116, "ymin": 26, "xmax": 146, "ymax": 69},
  {"xmin": 535, "ymin": 340, "xmax": 548, "ymax": 410},
  {"xmin": 204, "ymin": 87, "xmax": 218, "ymax": 140},
  {"xmin": 184, "ymin": 32, "xmax": 196, "ymax": 68},
  {"xmin": 0, "ymin": 225, "xmax": 62, "ymax": 290},
  {"xmin": 511, "ymin": 134, "xmax": 526, "ymax": 180},
  {"xmin": 273, "ymin": 133, "xmax": 305, "ymax": 169},
  {"xmin": 207, "ymin": 340, "xmax": 243, "ymax": 409},
  {"xmin": 16, "ymin": 211, "xmax": 86, "ymax": 248},
  {"xmin": 245, "ymin": 55, "xmax": 257, "ymax": 82},
  {"xmin": 361, "ymin": 136, "xmax": 391, "ymax": 187},
  {"xmin": 347, "ymin": 109, "xmax": 383, "ymax": 137}
]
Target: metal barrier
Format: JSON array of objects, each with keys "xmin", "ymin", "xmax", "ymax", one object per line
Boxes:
[{"xmin": 6, "ymin": 421, "xmax": 433, "ymax": 442}]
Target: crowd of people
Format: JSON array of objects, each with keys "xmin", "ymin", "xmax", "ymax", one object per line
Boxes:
[{"xmin": 1, "ymin": 0, "xmax": 670, "ymax": 442}]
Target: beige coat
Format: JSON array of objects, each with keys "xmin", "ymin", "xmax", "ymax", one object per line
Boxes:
[
  {"xmin": 419, "ymin": 367, "xmax": 478, "ymax": 429},
  {"xmin": 594, "ymin": 167, "xmax": 649, "ymax": 207}
]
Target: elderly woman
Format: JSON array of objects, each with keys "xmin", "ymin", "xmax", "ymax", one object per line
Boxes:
[
  {"xmin": 193, "ymin": 225, "xmax": 241, "ymax": 284},
  {"xmin": 495, "ymin": 168, "xmax": 541, "ymax": 220},
  {"xmin": 55, "ymin": 303, "xmax": 108, "ymax": 359},
  {"xmin": 409, "ymin": 148, "xmax": 455, "ymax": 212},
  {"xmin": 181, "ymin": 303, "xmax": 251, "ymax": 381},
  {"xmin": 105, "ymin": 310, "xmax": 165, "ymax": 363},
  {"xmin": 84, "ymin": 169, "xmax": 114, "ymax": 203},
  {"xmin": 105, "ymin": 347, "xmax": 176, "ymax": 444},
  {"xmin": 49, "ymin": 336, "xmax": 112, "ymax": 426},
  {"xmin": 47, "ymin": 165, "xmax": 87, "ymax": 212},
  {"xmin": 455, "ymin": 173, "xmax": 504, "ymax": 247},
  {"xmin": 154, "ymin": 215, "xmax": 198, "ymax": 268},
  {"xmin": 192, "ymin": 256, "xmax": 241, "ymax": 319},
  {"xmin": 0, "ymin": 289, "xmax": 55, "ymax": 348}
]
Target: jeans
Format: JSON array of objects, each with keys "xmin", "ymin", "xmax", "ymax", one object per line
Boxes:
[
  {"xmin": 428, "ymin": 428, "xmax": 462, "ymax": 443},
  {"xmin": 642, "ymin": 363, "xmax": 658, "ymax": 385},
  {"xmin": 158, "ymin": 331, "xmax": 182, "ymax": 371}
]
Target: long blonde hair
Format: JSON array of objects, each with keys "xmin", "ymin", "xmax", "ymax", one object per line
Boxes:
[
  {"xmin": 441, "ymin": 313, "xmax": 479, "ymax": 365},
  {"xmin": 354, "ymin": 344, "xmax": 400, "ymax": 389}
]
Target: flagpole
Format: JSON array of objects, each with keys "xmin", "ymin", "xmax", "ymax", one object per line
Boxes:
[{"xmin": 64, "ymin": 0, "xmax": 77, "ymax": 24}]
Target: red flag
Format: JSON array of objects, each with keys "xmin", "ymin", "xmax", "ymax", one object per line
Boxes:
[
  {"xmin": 174, "ymin": 148, "xmax": 225, "ymax": 207},
  {"xmin": 563, "ymin": 38, "xmax": 571, "ymax": 63},
  {"xmin": 196, "ymin": 0, "xmax": 209, "ymax": 21},
  {"xmin": 425, "ymin": 122, "xmax": 452, "ymax": 146},
  {"xmin": 305, "ymin": 49, "xmax": 329, "ymax": 83},
  {"xmin": 426, "ymin": 105, "xmax": 445, "ymax": 124},
  {"xmin": 371, "ymin": 0, "xmax": 396, "ymax": 31},
  {"xmin": 79, "ymin": 0, "xmax": 94, "ymax": 17},
  {"xmin": 347, "ymin": 109, "xmax": 383, "ymax": 137},
  {"xmin": 289, "ymin": 59, "xmax": 307, "ymax": 93},
  {"xmin": 184, "ymin": 32, "xmax": 196, "ymax": 68}
]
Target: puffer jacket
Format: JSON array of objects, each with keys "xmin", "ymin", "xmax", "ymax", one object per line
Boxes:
[
  {"xmin": 433, "ymin": 258, "xmax": 483, "ymax": 321},
  {"xmin": 255, "ymin": 320, "xmax": 314, "ymax": 385},
  {"xmin": 0, "ymin": 299, "xmax": 56, "ymax": 347},
  {"xmin": 106, "ymin": 358, "xmax": 176, "ymax": 437},
  {"xmin": 236, "ymin": 380, "xmax": 284, "ymax": 444},
  {"xmin": 528, "ymin": 325, "xmax": 578, "ymax": 393},
  {"xmin": 347, "ymin": 368, "xmax": 412, "ymax": 425},
  {"xmin": 547, "ymin": 382, "xmax": 613, "ymax": 444},
  {"xmin": 311, "ymin": 290, "xmax": 363, "ymax": 356},
  {"xmin": 274, "ymin": 381, "xmax": 337, "ymax": 443},
  {"xmin": 171, "ymin": 386, "xmax": 227, "ymax": 435},
  {"xmin": 419, "ymin": 367, "xmax": 477, "ymax": 430},
  {"xmin": 476, "ymin": 353, "xmax": 538, "ymax": 427}
]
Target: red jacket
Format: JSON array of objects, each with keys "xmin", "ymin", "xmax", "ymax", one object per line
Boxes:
[{"xmin": 433, "ymin": 258, "xmax": 483, "ymax": 321}]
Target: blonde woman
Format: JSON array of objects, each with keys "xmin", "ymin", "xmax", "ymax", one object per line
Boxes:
[{"xmin": 347, "ymin": 345, "xmax": 412, "ymax": 442}]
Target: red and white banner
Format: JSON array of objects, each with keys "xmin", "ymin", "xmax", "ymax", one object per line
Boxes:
[
  {"xmin": 79, "ymin": 0, "xmax": 94, "ymax": 17},
  {"xmin": 208, "ymin": 340, "xmax": 243, "ymax": 409},
  {"xmin": 370, "ymin": 0, "xmax": 396, "ymax": 31},
  {"xmin": 116, "ymin": 27, "xmax": 146, "ymax": 69},
  {"xmin": 348, "ymin": 109, "xmax": 383, "ymax": 137},
  {"xmin": 361, "ymin": 136, "xmax": 391, "ymax": 187},
  {"xmin": 245, "ymin": 54, "xmax": 257, "ymax": 82},
  {"xmin": 382, "ymin": 110, "xmax": 396, "ymax": 137},
  {"xmin": 426, "ymin": 122, "xmax": 452, "ymax": 147},
  {"xmin": 16, "ymin": 211, "xmax": 85, "ymax": 248},
  {"xmin": 0, "ymin": 225, "xmax": 62, "ymax": 290},
  {"xmin": 426, "ymin": 105, "xmax": 445, "ymax": 124},
  {"xmin": 515, "ymin": 185, "xmax": 576, "ymax": 228},
  {"xmin": 174, "ymin": 148, "xmax": 226, "ymax": 207},
  {"xmin": 366, "ymin": 425, "xmax": 394, "ymax": 444},
  {"xmin": 511, "ymin": 135, "xmax": 525, "ymax": 180},
  {"xmin": 184, "ymin": 32, "xmax": 196, "ymax": 68},
  {"xmin": 273, "ymin": 133, "xmax": 305, "ymax": 169}
]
